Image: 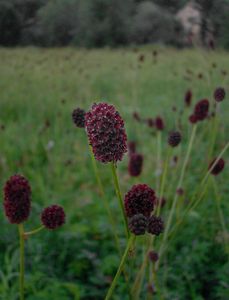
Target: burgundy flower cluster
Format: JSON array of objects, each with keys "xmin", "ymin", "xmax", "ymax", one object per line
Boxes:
[
  {"xmin": 184, "ymin": 89, "xmax": 192, "ymax": 107},
  {"xmin": 214, "ymin": 87, "xmax": 226, "ymax": 102},
  {"xmin": 85, "ymin": 103, "xmax": 127, "ymax": 163},
  {"xmin": 168, "ymin": 131, "xmax": 182, "ymax": 147},
  {"xmin": 124, "ymin": 184, "xmax": 164, "ymax": 236},
  {"xmin": 189, "ymin": 99, "xmax": 209, "ymax": 124},
  {"xmin": 208, "ymin": 158, "xmax": 225, "ymax": 176},
  {"xmin": 3, "ymin": 174, "xmax": 65, "ymax": 230}
]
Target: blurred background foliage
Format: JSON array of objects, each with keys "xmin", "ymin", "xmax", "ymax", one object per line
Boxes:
[{"xmin": 0, "ymin": 0, "xmax": 229, "ymax": 48}]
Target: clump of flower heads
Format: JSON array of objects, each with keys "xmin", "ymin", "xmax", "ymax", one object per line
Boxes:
[
  {"xmin": 209, "ymin": 158, "xmax": 225, "ymax": 176},
  {"xmin": 147, "ymin": 216, "xmax": 164, "ymax": 236},
  {"xmin": 184, "ymin": 89, "xmax": 192, "ymax": 107},
  {"xmin": 124, "ymin": 184, "xmax": 156, "ymax": 218},
  {"xmin": 3, "ymin": 174, "xmax": 31, "ymax": 224},
  {"xmin": 214, "ymin": 87, "xmax": 225, "ymax": 102},
  {"xmin": 41, "ymin": 205, "xmax": 66, "ymax": 229},
  {"xmin": 128, "ymin": 214, "xmax": 148, "ymax": 235},
  {"xmin": 168, "ymin": 131, "xmax": 182, "ymax": 147},
  {"xmin": 72, "ymin": 107, "xmax": 85, "ymax": 128},
  {"xmin": 128, "ymin": 153, "xmax": 143, "ymax": 177},
  {"xmin": 85, "ymin": 103, "xmax": 127, "ymax": 163}
]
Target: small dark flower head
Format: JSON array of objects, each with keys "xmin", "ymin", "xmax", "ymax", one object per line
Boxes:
[
  {"xmin": 128, "ymin": 153, "xmax": 143, "ymax": 177},
  {"xmin": 214, "ymin": 87, "xmax": 225, "ymax": 102},
  {"xmin": 72, "ymin": 108, "xmax": 85, "ymax": 128},
  {"xmin": 209, "ymin": 158, "xmax": 225, "ymax": 176},
  {"xmin": 148, "ymin": 251, "xmax": 159, "ymax": 262},
  {"xmin": 147, "ymin": 118, "xmax": 154, "ymax": 128},
  {"xmin": 168, "ymin": 131, "xmax": 182, "ymax": 147},
  {"xmin": 133, "ymin": 111, "xmax": 141, "ymax": 122},
  {"xmin": 128, "ymin": 141, "xmax": 136, "ymax": 155},
  {"xmin": 155, "ymin": 116, "xmax": 164, "ymax": 131},
  {"xmin": 189, "ymin": 114, "xmax": 197, "ymax": 124},
  {"xmin": 138, "ymin": 54, "xmax": 145, "ymax": 62},
  {"xmin": 147, "ymin": 215, "xmax": 164, "ymax": 236},
  {"xmin": 156, "ymin": 197, "xmax": 166, "ymax": 208},
  {"xmin": 128, "ymin": 214, "xmax": 148, "ymax": 235},
  {"xmin": 194, "ymin": 99, "xmax": 209, "ymax": 121},
  {"xmin": 176, "ymin": 187, "xmax": 184, "ymax": 196},
  {"xmin": 41, "ymin": 205, "xmax": 65, "ymax": 229},
  {"xmin": 184, "ymin": 89, "xmax": 192, "ymax": 107},
  {"xmin": 124, "ymin": 184, "xmax": 156, "ymax": 218},
  {"xmin": 85, "ymin": 103, "xmax": 127, "ymax": 163},
  {"xmin": 3, "ymin": 174, "xmax": 31, "ymax": 224}
]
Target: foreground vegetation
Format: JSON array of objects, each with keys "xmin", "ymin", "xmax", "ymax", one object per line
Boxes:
[{"xmin": 0, "ymin": 47, "xmax": 228, "ymax": 299}]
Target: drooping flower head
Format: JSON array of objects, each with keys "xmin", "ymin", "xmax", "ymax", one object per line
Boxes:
[
  {"xmin": 85, "ymin": 103, "xmax": 127, "ymax": 163},
  {"xmin": 128, "ymin": 153, "xmax": 144, "ymax": 177},
  {"xmin": 168, "ymin": 131, "xmax": 182, "ymax": 147},
  {"xmin": 214, "ymin": 87, "xmax": 225, "ymax": 102},
  {"xmin": 124, "ymin": 184, "xmax": 155, "ymax": 218},
  {"xmin": 184, "ymin": 89, "xmax": 192, "ymax": 107},
  {"xmin": 128, "ymin": 214, "xmax": 148, "ymax": 235},
  {"xmin": 194, "ymin": 99, "xmax": 209, "ymax": 121},
  {"xmin": 147, "ymin": 215, "xmax": 164, "ymax": 236},
  {"xmin": 41, "ymin": 205, "xmax": 65, "ymax": 229},
  {"xmin": 72, "ymin": 107, "xmax": 85, "ymax": 128},
  {"xmin": 209, "ymin": 158, "xmax": 225, "ymax": 176},
  {"xmin": 3, "ymin": 174, "xmax": 31, "ymax": 224},
  {"xmin": 155, "ymin": 116, "xmax": 164, "ymax": 131}
]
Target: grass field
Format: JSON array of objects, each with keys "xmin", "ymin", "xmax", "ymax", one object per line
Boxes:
[{"xmin": 0, "ymin": 47, "xmax": 228, "ymax": 300}]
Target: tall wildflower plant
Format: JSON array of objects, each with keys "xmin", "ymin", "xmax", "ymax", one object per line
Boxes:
[{"xmin": 3, "ymin": 175, "xmax": 65, "ymax": 300}]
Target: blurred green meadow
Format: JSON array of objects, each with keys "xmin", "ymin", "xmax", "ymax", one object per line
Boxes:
[{"xmin": 0, "ymin": 47, "xmax": 229, "ymax": 299}]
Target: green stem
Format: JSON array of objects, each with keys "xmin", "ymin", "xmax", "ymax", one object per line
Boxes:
[
  {"xmin": 24, "ymin": 226, "xmax": 44, "ymax": 237},
  {"xmin": 105, "ymin": 235, "xmax": 135, "ymax": 300},
  {"xmin": 111, "ymin": 162, "xmax": 129, "ymax": 238},
  {"xmin": 156, "ymin": 131, "xmax": 162, "ymax": 192},
  {"xmin": 18, "ymin": 224, "xmax": 25, "ymax": 300},
  {"xmin": 212, "ymin": 177, "xmax": 229, "ymax": 255},
  {"xmin": 157, "ymin": 124, "xmax": 197, "ymax": 268},
  {"xmin": 89, "ymin": 146, "xmax": 121, "ymax": 255}
]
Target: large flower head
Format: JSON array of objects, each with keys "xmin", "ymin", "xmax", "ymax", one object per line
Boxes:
[
  {"xmin": 124, "ymin": 184, "xmax": 155, "ymax": 218},
  {"xmin": 85, "ymin": 103, "xmax": 127, "ymax": 163},
  {"xmin": 3, "ymin": 174, "xmax": 31, "ymax": 224}
]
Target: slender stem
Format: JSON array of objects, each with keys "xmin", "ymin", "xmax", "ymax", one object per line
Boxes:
[
  {"xmin": 156, "ymin": 131, "xmax": 162, "ymax": 192},
  {"xmin": 157, "ymin": 124, "xmax": 197, "ymax": 269},
  {"xmin": 111, "ymin": 162, "xmax": 129, "ymax": 238},
  {"xmin": 212, "ymin": 177, "xmax": 229, "ymax": 255},
  {"xmin": 89, "ymin": 146, "xmax": 121, "ymax": 255},
  {"xmin": 18, "ymin": 224, "xmax": 25, "ymax": 300},
  {"xmin": 24, "ymin": 226, "xmax": 44, "ymax": 237},
  {"xmin": 105, "ymin": 235, "xmax": 135, "ymax": 300},
  {"xmin": 156, "ymin": 147, "xmax": 172, "ymax": 217}
]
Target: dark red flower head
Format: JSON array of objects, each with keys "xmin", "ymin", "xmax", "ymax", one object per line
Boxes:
[
  {"xmin": 184, "ymin": 89, "xmax": 192, "ymax": 107},
  {"xmin": 72, "ymin": 108, "xmax": 85, "ymax": 128},
  {"xmin": 3, "ymin": 174, "xmax": 31, "ymax": 224},
  {"xmin": 147, "ymin": 215, "xmax": 164, "ymax": 236},
  {"xmin": 85, "ymin": 103, "xmax": 127, "ymax": 163},
  {"xmin": 41, "ymin": 205, "xmax": 65, "ymax": 229},
  {"xmin": 128, "ymin": 141, "xmax": 136, "ymax": 155},
  {"xmin": 168, "ymin": 131, "xmax": 182, "ymax": 147},
  {"xmin": 194, "ymin": 99, "xmax": 209, "ymax": 121},
  {"xmin": 133, "ymin": 111, "xmax": 141, "ymax": 122},
  {"xmin": 209, "ymin": 158, "xmax": 225, "ymax": 176},
  {"xmin": 124, "ymin": 184, "xmax": 155, "ymax": 218},
  {"xmin": 128, "ymin": 153, "xmax": 143, "ymax": 177},
  {"xmin": 214, "ymin": 87, "xmax": 225, "ymax": 102},
  {"xmin": 148, "ymin": 251, "xmax": 159, "ymax": 262},
  {"xmin": 128, "ymin": 214, "xmax": 148, "ymax": 235},
  {"xmin": 155, "ymin": 116, "xmax": 164, "ymax": 130}
]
